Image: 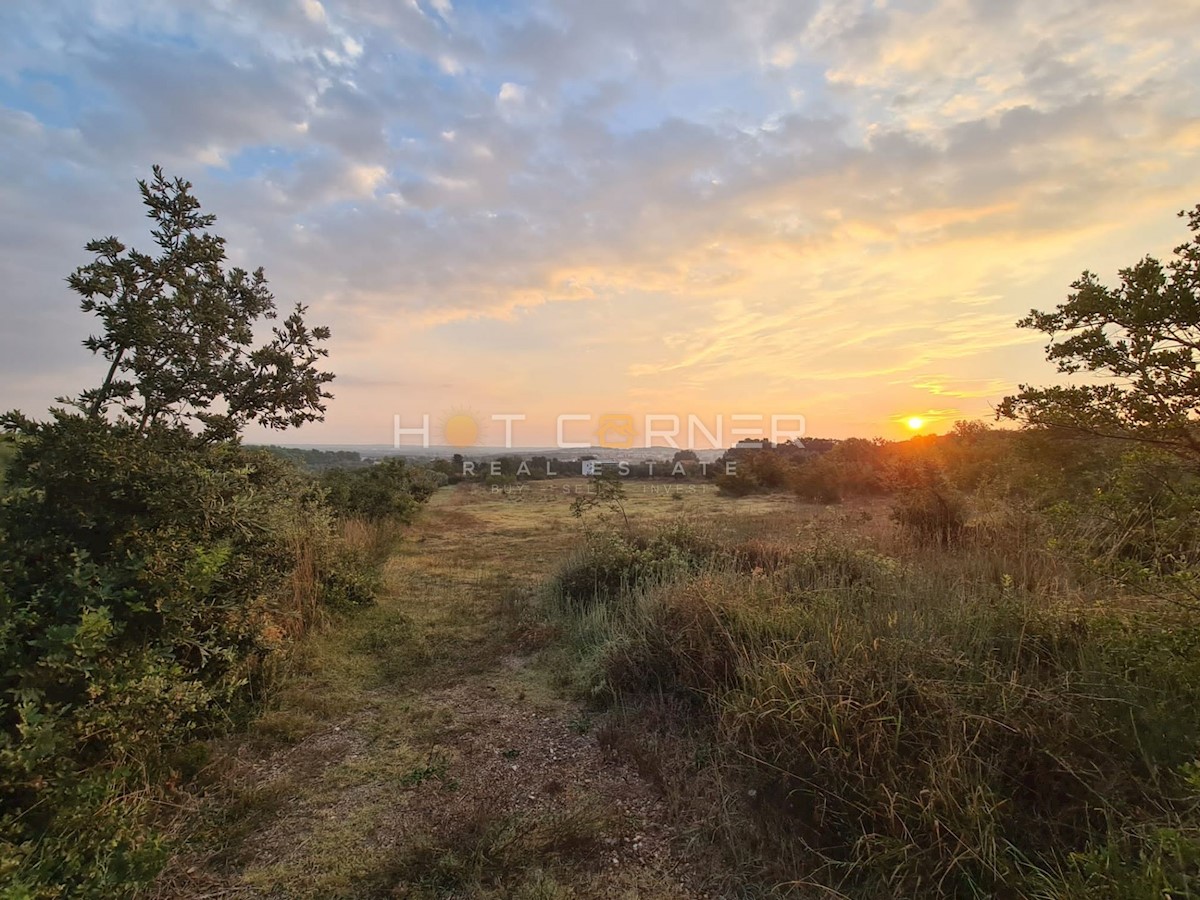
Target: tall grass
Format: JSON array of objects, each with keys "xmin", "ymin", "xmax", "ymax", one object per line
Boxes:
[{"xmin": 544, "ymin": 520, "xmax": 1200, "ymax": 898}]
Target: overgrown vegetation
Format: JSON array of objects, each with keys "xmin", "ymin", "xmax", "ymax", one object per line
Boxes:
[
  {"xmin": 540, "ymin": 206, "xmax": 1200, "ymax": 898},
  {"xmin": 0, "ymin": 171, "xmax": 431, "ymax": 897},
  {"xmin": 544, "ymin": 519, "xmax": 1200, "ymax": 897},
  {"xmin": 0, "ymin": 436, "xmax": 15, "ymax": 490},
  {"xmin": 6, "ymin": 170, "xmax": 1200, "ymax": 898},
  {"xmin": 0, "ymin": 420, "xmax": 377, "ymax": 893},
  {"xmin": 257, "ymin": 445, "xmax": 368, "ymax": 471},
  {"xmin": 320, "ymin": 458, "xmax": 445, "ymax": 522}
]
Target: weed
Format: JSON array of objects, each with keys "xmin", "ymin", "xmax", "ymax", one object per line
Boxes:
[
  {"xmin": 402, "ymin": 754, "xmax": 452, "ymax": 787},
  {"xmin": 381, "ymin": 798, "xmax": 613, "ymax": 897},
  {"xmin": 546, "ymin": 521, "xmax": 1200, "ymax": 897}
]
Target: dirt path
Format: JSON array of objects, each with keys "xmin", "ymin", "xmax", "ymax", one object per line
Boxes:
[{"xmin": 154, "ymin": 485, "xmax": 715, "ymax": 899}]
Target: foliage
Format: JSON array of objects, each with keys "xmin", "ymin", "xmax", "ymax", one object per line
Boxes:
[
  {"xmin": 714, "ymin": 466, "xmax": 762, "ymax": 497},
  {"xmin": 0, "ymin": 170, "xmax": 399, "ymax": 897},
  {"xmin": 790, "ymin": 437, "xmax": 893, "ymax": 502},
  {"xmin": 999, "ymin": 203, "xmax": 1200, "ymax": 461},
  {"xmin": 0, "ymin": 414, "xmax": 374, "ymax": 894},
  {"xmin": 319, "ymin": 458, "xmax": 444, "ymax": 522},
  {"xmin": 550, "ymin": 523, "xmax": 719, "ymax": 608},
  {"xmin": 716, "ymin": 442, "xmax": 805, "ymax": 496},
  {"xmin": 428, "ymin": 456, "xmax": 465, "ymax": 484},
  {"xmin": 1043, "ymin": 446, "xmax": 1200, "ymax": 604},
  {"xmin": 889, "ymin": 461, "xmax": 968, "ymax": 545},
  {"xmin": 0, "ymin": 436, "xmax": 14, "ymax": 491},
  {"xmin": 547, "ymin": 527, "xmax": 1200, "ymax": 898},
  {"xmin": 569, "ymin": 469, "xmax": 630, "ymax": 529},
  {"xmin": 258, "ymin": 445, "xmax": 366, "ymax": 471},
  {"xmin": 63, "ymin": 166, "xmax": 333, "ymax": 442}
]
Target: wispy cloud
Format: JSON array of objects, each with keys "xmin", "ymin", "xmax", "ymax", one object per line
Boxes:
[{"xmin": 1, "ymin": 0, "xmax": 1198, "ymax": 441}]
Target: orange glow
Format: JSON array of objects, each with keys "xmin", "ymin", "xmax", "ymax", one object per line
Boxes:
[
  {"xmin": 906, "ymin": 416, "xmax": 925, "ymax": 431},
  {"xmin": 442, "ymin": 412, "xmax": 482, "ymax": 447}
]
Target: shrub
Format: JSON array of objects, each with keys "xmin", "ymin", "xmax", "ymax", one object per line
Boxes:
[
  {"xmin": 890, "ymin": 485, "xmax": 967, "ymax": 545},
  {"xmin": 1045, "ymin": 447, "xmax": 1200, "ymax": 602},
  {"xmin": 549, "ymin": 523, "xmax": 720, "ymax": 608},
  {"xmin": 549, "ymin": 530, "xmax": 1200, "ymax": 898},
  {"xmin": 320, "ymin": 458, "xmax": 444, "ymax": 522},
  {"xmin": 715, "ymin": 468, "xmax": 762, "ymax": 497},
  {"xmin": 0, "ymin": 414, "xmax": 373, "ymax": 894},
  {"xmin": 0, "ymin": 435, "xmax": 15, "ymax": 491}
]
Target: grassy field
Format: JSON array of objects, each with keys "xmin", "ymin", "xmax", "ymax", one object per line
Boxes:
[
  {"xmin": 154, "ymin": 478, "xmax": 1200, "ymax": 898},
  {"xmin": 539, "ymin": 486, "xmax": 1200, "ymax": 897},
  {"xmin": 155, "ymin": 480, "xmax": 835, "ymax": 898}
]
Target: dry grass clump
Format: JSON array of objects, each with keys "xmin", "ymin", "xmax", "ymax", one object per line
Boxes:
[
  {"xmin": 376, "ymin": 795, "xmax": 614, "ymax": 898},
  {"xmin": 547, "ymin": 528, "xmax": 1200, "ymax": 897}
]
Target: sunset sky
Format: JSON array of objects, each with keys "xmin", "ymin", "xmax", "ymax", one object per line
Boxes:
[{"xmin": 2, "ymin": 0, "xmax": 1199, "ymax": 447}]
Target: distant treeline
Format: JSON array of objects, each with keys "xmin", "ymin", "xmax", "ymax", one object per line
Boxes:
[
  {"xmin": 714, "ymin": 423, "xmax": 1078, "ymax": 503},
  {"xmin": 258, "ymin": 445, "xmax": 370, "ymax": 470},
  {"xmin": 432, "ymin": 453, "xmax": 703, "ymax": 483},
  {"xmin": 431, "ymin": 442, "xmax": 843, "ymax": 485}
]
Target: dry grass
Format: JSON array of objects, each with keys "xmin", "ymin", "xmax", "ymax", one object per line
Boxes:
[
  {"xmin": 543, "ymin": 492, "xmax": 1200, "ymax": 898},
  {"xmin": 152, "ymin": 481, "xmax": 722, "ymax": 899},
  {"xmin": 155, "ymin": 477, "xmax": 1200, "ymax": 898}
]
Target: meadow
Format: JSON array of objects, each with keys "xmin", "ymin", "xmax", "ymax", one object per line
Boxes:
[
  {"xmin": 131, "ymin": 463, "xmax": 1200, "ymax": 898},
  {"xmin": 150, "ymin": 480, "xmax": 778, "ymax": 898},
  {"xmin": 541, "ymin": 474, "xmax": 1200, "ymax": 898}
]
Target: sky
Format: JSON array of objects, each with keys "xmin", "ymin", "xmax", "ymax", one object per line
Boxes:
[{"xmin": 2, "ymin": 0, "xmax": 1199, "ymax": 448}]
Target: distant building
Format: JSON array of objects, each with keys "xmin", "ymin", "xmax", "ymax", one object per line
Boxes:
[{"xmin": 732, "ymin": 438, "xmax": 773, "ymax": 451}]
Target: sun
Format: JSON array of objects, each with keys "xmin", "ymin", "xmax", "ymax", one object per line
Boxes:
[{"xmin": 906, "ymin": 416, "xmax": 925, "ymax": 431}]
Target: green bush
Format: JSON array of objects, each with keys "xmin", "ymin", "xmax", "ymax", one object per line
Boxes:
[
  {"xmin": 1043, "ymin": 447, "xmax": 1200, "ymax": 601},
  {"xmin": 890, "ymin": 483, "xmax": 967, "ymax": 545},
  {"xmin": 714, "ymin": 468, "xmax": 761, "ymax": 497},
  {"xmin": 549, "ymin": 523, "xmax": 720, "ymax": 608},
  {"xmin": 0, "ymin": 436, "xmax": 15, "ymax": 491},
  {"xmin": 320, "ymin": 458, "xmax": 444, "ymax": 522},
  {"xmin": 0, "ymin": 414, "xmax": 373, "ymax": 895}
]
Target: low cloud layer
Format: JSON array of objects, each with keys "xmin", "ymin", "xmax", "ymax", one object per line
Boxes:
[{"xmin": 2, "ymin": 0, "xmax": 1199, "ymax": 443}]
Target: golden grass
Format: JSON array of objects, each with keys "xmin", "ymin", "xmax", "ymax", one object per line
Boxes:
[
  {"xmin": 176, "ymin": 476, "xmax": 1148, "ymax": 897},
  {"xmin": 157, "ymin": 480, "xmax": 736, "ymax": 898},
  {"xmin": 540, "ymin": 489, "xmax": 1200, "ymax": 898}
]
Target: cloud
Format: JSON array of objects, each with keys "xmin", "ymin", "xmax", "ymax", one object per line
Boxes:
[
  {"xmin": 301, "ymin": 0, "xmax": 327, "ymax": 25},
  {"xmin": 496, "ymin": 81, "xmax": 526, "ymax": 116},
  {"xmin": 1, "ymin": 0, "xmax": 1198, "ymax": 441}
]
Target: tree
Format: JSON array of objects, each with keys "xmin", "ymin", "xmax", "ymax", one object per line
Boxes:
[
  {"xmin": 61, "ymin": 166, "xmax": 333, "ymax": 442},
  {"xmin": 998, "ymin": 204, "xmax": 1200, "ymax": 462},
  {"xmin": 0, "ymin": 170, "xmax": 352, "ymax": 895},
  {"xmin": 571, "ymin": 468, "xmax": 630, "ymax": 531},
  {"xmin": 319, "ymin": 458, "xmax": 443, "ymax": 521}
]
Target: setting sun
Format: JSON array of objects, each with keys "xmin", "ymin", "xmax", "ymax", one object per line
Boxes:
[{"xmin": 906, "ymin": 417, "xmax": 925, "ymax": 431}]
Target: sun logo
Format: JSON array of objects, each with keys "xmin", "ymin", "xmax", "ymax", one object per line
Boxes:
[
  {"xmin": 439, "ymin": 408, "xmax": 485, "ymax": 448},
  {"xmin": 595, "ymin": 414, "xmax": 636, "ymax": 449}
]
